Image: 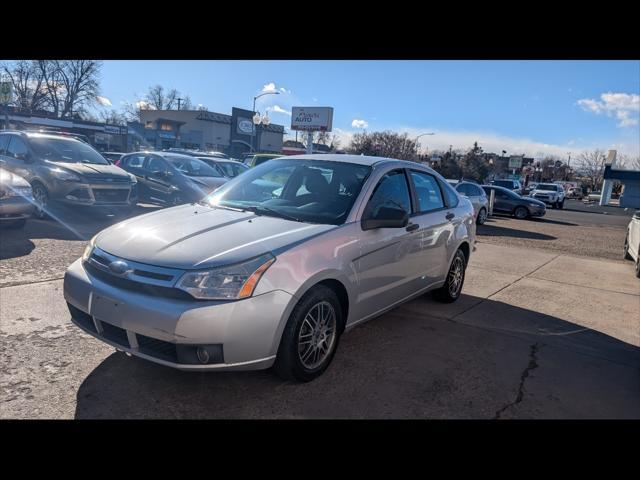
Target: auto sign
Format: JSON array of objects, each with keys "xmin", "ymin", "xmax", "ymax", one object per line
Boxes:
[{"xmin": 291, "ymin": 107, "xmax": 333, "ymax": 132}]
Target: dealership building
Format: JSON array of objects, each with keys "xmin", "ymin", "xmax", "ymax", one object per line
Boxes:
[{"xmin": 133, "ymin": 107, "xmax": 285, "ymax": 157}]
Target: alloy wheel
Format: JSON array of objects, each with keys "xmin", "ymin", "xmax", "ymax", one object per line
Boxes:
[
  {"xmin": 477, "ymin": 208, "xmax": 487, "ymax": 224},
  {"xmin": 32, "ymin": 184, "xmax": 48, "ymax": 219},
  {"xmin": 448, "ymin": 255, "xmax": 465, "ymax": 297},
  {"xmin": 297, "ymin": 301, "xmax": 337, "ymax": 370}
]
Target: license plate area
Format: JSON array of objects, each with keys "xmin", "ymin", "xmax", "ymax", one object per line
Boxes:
[{"xmin": 90, "ymin": 294, "xmax": 126, "ymax": 326}]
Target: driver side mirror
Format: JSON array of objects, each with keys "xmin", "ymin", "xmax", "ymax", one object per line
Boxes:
[
  {"xmin": 16, "ymin": 152, "xmax": 32, "ymax": 163},
  {"xmin": 361, "ymin": 206, "xmax": 409, "ymax": 231}
]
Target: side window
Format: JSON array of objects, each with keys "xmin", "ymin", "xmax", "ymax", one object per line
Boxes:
[
  {"xmin": 7, "ymin": 136, "xmax": 29, "ymax": 160},
  {"xmin": 473, "ymin": 185, "xmax": 485, "ymax": 197},
  {"xmin": 0, "ymin": 134, "xmax": 9, "ymax": 155},
  {"xmin": 364, "ymin": 170, "xmax": 412, "ymax": 218},
  {"xmin": 437, "ymin": 177, "xmax": 459, "ymax": 208},
  {"xmin": 124, "ymin": 154, "xmax": 146, "ymax": 168},
  {"xmin": 456, "ymin": 183, "xmax": 470, "ymax": 196},
  {"xmin": 145, "ymin": 156, "xmax": 168, "ymax": 174},
  {"xmin": 410, "ymin": 171, "xmax": 445, "ymax": 212}
]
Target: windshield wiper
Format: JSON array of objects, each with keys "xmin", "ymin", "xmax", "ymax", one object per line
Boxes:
[{"xmin": 243, "ymin": 205, "xmax": 303, "ymax": 223}]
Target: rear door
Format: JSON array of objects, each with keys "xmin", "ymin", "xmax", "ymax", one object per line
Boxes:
[
  {"xmin": 407, "ymin": 169, "xmax": 451, "ymax": 286},
  {"xmin": 493, "ymin": 188, "xmax": 514, "ymax": 213},
  {"xmin": 120, "ymin": 153, "xmax": 149, "ymax": 199},
  {"xmin": 3, "ymin": 135, "xmax": 34, "ymax": 181}
]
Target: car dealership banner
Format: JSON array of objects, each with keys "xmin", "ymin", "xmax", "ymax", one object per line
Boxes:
[{"xmin": 291, "ymin": 107, "xmax": 333, "ymax": 132}]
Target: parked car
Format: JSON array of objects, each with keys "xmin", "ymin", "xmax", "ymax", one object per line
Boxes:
[
  {"xmin": 454, "ymin": 181, "xmax": 489, "ymax": 224},
  {"xmin": 481, "ymin": 184, "xmax": 546, "ymax": 219},
  {"xmin": 243, "ymin": 153, "xmax": 282, "ymax": 168},
  {"xmin": 196, "ymin": 157, "xmax": 249, "ymax": 178},
  {"xmin": 0, "ymin": 131, "xmax": 138, "ymax": 219},
  {"xmin": 624, "ymin": 210, "xmax": 640, "ymax": 278},
  {"xmin": 587, "ymin": 191, "xmax": 602, "ymax": 202},
  {"xmin": 101, "ymin": 152, "xmax": 125, "ymax": 164},
  {"xmin": 529, "ymin": 182, "xmax": 566, "ymax": 209},
  {"xmin": 64, "ymin": 154, "xmax": 476, "ymax": 382},
  {"xmin": 117, "ymin": 151, "xmax": 227, "ymax": 206},
  {"xmin": 567, "ymin": 186, "xmax": 583, "ymax": 199},
  {"xmin": 0, "ymin": 167, "xmax": 34, "ymax": 229},
  {"xmin": 491, "ymin": 179, "xmax": 522, "ymax": 193},
  {"xmin": 168, "ymin": 148, "xmax": 230, "ymax": 160}
]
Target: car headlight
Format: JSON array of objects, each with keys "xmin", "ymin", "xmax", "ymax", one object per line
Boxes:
[
  {"xmin": 128, "ymin": 173, "xmax": 137, "ymax": 184},
  {"xmin": 82, "ymin": 235, "xmax": 98, "ymax": 262},
  {"xmin": 50, "ymin": 168, "xmax": 81, "ymax": 182},
  {"xmin": 176, "ymin": 253, "xmax": 275, "ymax": 300}
]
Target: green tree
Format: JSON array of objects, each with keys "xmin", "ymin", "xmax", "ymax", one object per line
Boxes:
[{"xmin": 459, "ymin": 142, "xmax": 489, "ymax": 182}]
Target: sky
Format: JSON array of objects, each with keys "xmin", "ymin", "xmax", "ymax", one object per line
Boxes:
[{"xmin": 95, "ymin": 60, "xmax": 640, "ymax": 160}]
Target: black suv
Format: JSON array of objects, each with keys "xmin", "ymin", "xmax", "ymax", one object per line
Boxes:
[{"xmin": 0, "ymin": 131, "xmax": 138, "ymax": 218}]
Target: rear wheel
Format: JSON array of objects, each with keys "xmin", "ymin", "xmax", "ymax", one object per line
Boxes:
[
  {"xmin": 432, "ymin": 249, "xmax": 467, "ymax": 303},
  {"xmin": 514, "ymin": 206, "xmax": 529, "ymax": 220},
  {"xmin": 476, "ymin": 207, "xmax": 487, "ymax": 225},
  {"xmin": 273, "ymin": 285, "xmax": 343, "ymax": 382}
]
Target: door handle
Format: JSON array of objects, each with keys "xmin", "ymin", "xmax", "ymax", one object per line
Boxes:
[
  {"xmin": 405, "ymin": 223, "xmax": 419, "ymax": 232},
  {"xmin": 446, "ymin": 212, "xmax": 455, "ymax": 221}
]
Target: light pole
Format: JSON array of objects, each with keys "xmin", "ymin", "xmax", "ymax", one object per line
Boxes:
[
  {"xmin": 415, "ymin": 132, "xmax": 435, "ymax": 162},
  {"xmin": 251, "ymin": 91, "xmax": 280, "ymax": 153}
]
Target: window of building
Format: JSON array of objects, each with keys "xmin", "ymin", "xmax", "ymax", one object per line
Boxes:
[
  {"xmin": 145, "ymin": 121, "xmax": 154, "ymax": 129},
  {"xmin": 160, "ymin": 123, "xmax": 173, "ymax": 131}
]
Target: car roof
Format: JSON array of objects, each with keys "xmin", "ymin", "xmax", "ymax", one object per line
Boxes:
[
  {"xmin": 278, "ymin": 153, "xmax": 418, "ymax": 167},
  {"xmin": 1, "ymin": 130, "xmax": 84, "ymax": 143},
  {"xmin": 130, "ymin": 151, "xmax": 196, "ymax": 161},
  {"xmin": 197, "ymin": 157, "xmax": 245, "ymax": 165}
]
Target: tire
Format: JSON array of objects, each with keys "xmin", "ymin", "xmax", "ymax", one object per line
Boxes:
[
  {"xmin": 514, "ymin": 206, "xmax": 529, "ymax": 220},
  {"xmin": 624, "ymin": 235, "xmax": 633, "ymax": 260},
  {"xmin": 31, "ymin": 182, "xmax": 50, "ymax": 220},
  {"xmin": 476, "ymin": 207, "xmax": 487, "ymax": 225},
  {"xmin": 432, "ymin": 249, "xmax": 467, "ymax": 303},
  {"xmin": 273, "ymin": 285, "xmax": 343, "ymax": 382},
  {"xmin": 558, "ymin": 200, "xmax": 564, "ymax": 209},
  {"xmin": 635, "ymin": 253, "xmax": 640, "ymax": 279},
  {"xmin": 6, "ymin": 218, "xmax": 27, "ymax": 229}
]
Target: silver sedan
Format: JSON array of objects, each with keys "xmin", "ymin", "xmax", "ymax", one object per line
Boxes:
[{"xmin": 64, "ymin": 155, "xmax": 476, "ymax": 382}]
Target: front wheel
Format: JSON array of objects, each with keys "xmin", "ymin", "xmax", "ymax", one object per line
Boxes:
[
  {"xmin": 273, "ymin": 285, "xmax": 343, "ymax": 382},
  {"xmin": 476, "ymin": 207, "xmax": 487, "ymax": 225},
  {"xmin": 432, "ymin": 249, "xmax": 467, "ymax": 303},
  {"xmin": 31, "ymin": 182, "xmax": 50, "ymax": 219},
  {"xmin": 514, "ymin": 206, "xmax": 529, "ymax": 219},
  {"xmin": 558, "ymin": 200, "xmax": 564, "ymax": 209}
]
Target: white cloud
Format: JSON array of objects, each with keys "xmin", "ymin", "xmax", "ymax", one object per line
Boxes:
[
  {"xmin": 96, "ymin": 96, "xmax": 111, "ymax": 107},
  {"xmin": 136, "ymin": 100, "xmax": 152, "ymax": 110},
  {"xmin": 577, "ymin": 92, "xmax": 640, "ymax": 128},
  {"xmin": 262, "ymin": 82, "xmax": 277, "ymax": 93},
  {"xmin": 266, "ymin": 105, "xmax": 291, "ymax": 116},
  {"xmin": 351, "ymin": 119, "xmax": 369, "ymax": 129}
]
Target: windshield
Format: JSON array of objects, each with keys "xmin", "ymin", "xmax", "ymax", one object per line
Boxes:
[
  {"xmin": 212, "ymin": 161, "xmax": 249, "ymax": 178},
  {"xmin": 166, "ymin": 156, "xmax": 222, "ymax": 177},
  {"xmin": 536, "ymin": 184, "xmax": 559, "ymax": 191},
  {"xmin": 203, "ymin": 159, "xmax": 371, "ymax": 225},
  {"xmin": 30, "ymin": 137, "xmax": 109, "ymax": 165}
]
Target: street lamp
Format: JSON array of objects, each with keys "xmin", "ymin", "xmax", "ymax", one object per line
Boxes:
[
  {"xmin": 251, "ymin": 91, "xmax": 280, "ymax": 152},
  {"xmin": 415, "ymin": 133, "xmax": 435, "ymax": 161}
]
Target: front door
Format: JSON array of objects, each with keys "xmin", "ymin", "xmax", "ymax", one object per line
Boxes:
[
  {"xmin": 143, "ymin": 155, "xmax": 173, "ymax": 204},
  {"xmin": 353, "ymin": 169, "xmax": 419, "ymax": 320}
]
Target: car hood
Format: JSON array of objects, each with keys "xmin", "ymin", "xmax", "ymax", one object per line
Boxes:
[
  {"xmin": 0, "ymin": 168, "xmax": 30, "ymax": 187},
  {"xmin": 49, "ymin": 161, "xmax": 132, "ymax": 181},
  {"xmin": 95, "ymin": 204, "xmax": 336, "ymax": 270},
  {"xmin": 527, "ymin": 197, "xmax": 547, "ymax": 207}
]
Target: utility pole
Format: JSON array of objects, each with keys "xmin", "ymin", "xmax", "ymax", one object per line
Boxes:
[{"xmin": 177, "ymin": 98, "xmax": 183, "ymax": 110}]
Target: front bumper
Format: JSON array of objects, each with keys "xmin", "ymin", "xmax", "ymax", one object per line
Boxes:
[
  {"xmin": 52, "ymin": 180, "xmax": 137, "ymax": 207},
  {"xmin": 529, "ymin": 206, "xmax": 546, "ymax": 217},
  {"xmin": 0, "ymin": 196, "xmax": 35, "ymax": 220},
  {"xmin": 63, "ymin": 258, "xmax": 294, "ymax": 371}
]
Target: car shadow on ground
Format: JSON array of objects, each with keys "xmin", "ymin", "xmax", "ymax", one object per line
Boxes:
[
  {"xmin": 477, "ymin": 222, "xmax": 556, "ymax": 241},
  {"xmin": 73, "ymin": 295, "xmax": 640, "ymax": 419}
]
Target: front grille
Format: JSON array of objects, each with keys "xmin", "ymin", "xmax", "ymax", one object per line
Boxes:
[
  {"xmin": 92, "ymin": 188, "xmax": 129, "ymax": 203},
  {"xmin": 99, "ymin": 321, "xmax": 129, "ymax": 347},
  {"xmin": 67, "ymin": 303, "xmax": 97, "ymax": 333},
  {"xmin": 67, "ymin": 188, "xmax": 91, "ymax": 200},
  {"xmin": 85, "ymin": 262, "xmax": 193, "ymax": 300},
  {"xmin": 137, "ymin": 334, "xmax": 178, "ymax": 363}
]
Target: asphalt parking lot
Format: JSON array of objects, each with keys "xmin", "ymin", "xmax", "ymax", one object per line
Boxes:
[{"xmin": 1, "ymin": 200, "xmax": 639, "ymax": 419}]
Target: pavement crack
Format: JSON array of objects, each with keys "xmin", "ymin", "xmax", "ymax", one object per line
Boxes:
[{"xmin": 493, "ymin": 342, "xmax": 540, "ymax": 420}]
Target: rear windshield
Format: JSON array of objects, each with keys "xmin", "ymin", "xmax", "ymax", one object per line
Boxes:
[{"xmin": 30, "ymin": 137, "xmax": 109, "ymax": 165}]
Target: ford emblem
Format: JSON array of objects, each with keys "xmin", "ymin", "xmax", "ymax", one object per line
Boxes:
[{"xmin": 108, "ymin": 260, "xmax": 131, "ymax": 276}]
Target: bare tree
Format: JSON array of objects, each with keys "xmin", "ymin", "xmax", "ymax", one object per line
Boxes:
[
  {"xmin": 99, "ymin": 109, "xmax": 126, "ymax": 125},
  {"xmin": 1, "ymin": 60, "xmax": 48, "ymax": 111},
  {"xmin": 577, "ymin": 149, "xmax": 607, "ymax": 190},
  {"xmin": 36, "ymin": 60, "xmax": 102, "ymax": 118},
  {"xmin": 145, "ymin": 85, "xmax": 180, "ymax": 110},
  {"xmin": 617, "ymin": 153, "xmax": 640, "ymax": 170},
  {"xmin": 348, "ymin": 131, "xmax": 418, "ymax": 160}
]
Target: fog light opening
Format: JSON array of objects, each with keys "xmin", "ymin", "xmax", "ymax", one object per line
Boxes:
[{"xmin": 196, "ymin": 347, "xmax": 210, "ymax": 364}]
